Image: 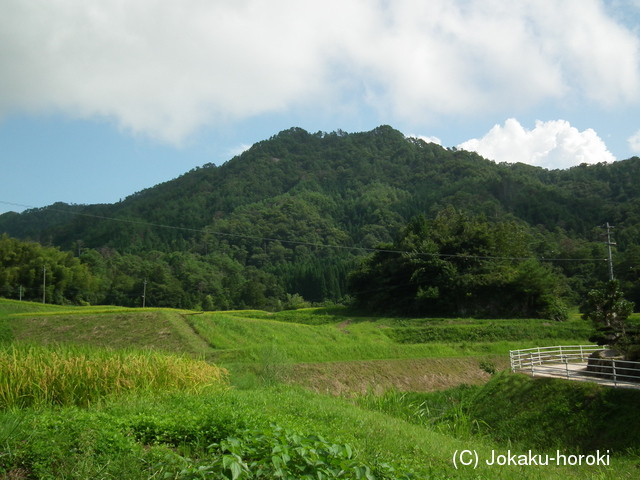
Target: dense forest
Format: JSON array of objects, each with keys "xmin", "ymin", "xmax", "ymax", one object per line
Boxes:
[{"xmin": 1, "ymin": 126, "xmax": 639, "ymax": 315}]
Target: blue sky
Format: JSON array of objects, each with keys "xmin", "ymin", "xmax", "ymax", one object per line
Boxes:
[{"xmin": 1, "ymin": 0, "xmax": 640, "ymax": 215}]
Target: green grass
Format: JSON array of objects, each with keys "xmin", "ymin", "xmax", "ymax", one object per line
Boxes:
[
  {"xmin": 387, "ymin": 321, "xmax": 592, "ymax": 343},
  {"xmin": 189, "ymin": 310, "xmax": 594, "ymax": 364},
  {"xmin": 2, "ymin": 300, "xmax": 596, "ymax": 365},
  {"xmin": 353, "ymin": 385, "xmax": 489, "ymax": 440},
  {"xmin": 7, "ymin": 298, "xmax": 639, "ymax": 478},
  {"xmin": 0, "ymin": 300, "xmax": 600, "ymax": 398},
  {"xmin": 467, "ymin": 371, "xmax": 640, "ymax": 454},
  {"xmin": 4, "ymin": 385, "xmax": 638, "ymax": 479},
  {"xmin": 7, "ymin": 309, "xmax": 211, "ymax": 355}
]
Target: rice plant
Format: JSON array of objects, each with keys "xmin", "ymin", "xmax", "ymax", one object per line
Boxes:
[{"xmin": 0, "ymin": 342, "xmax": 228, "ymax": 409}]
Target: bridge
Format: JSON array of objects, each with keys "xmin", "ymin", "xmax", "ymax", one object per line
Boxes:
[{"xmin": 509, "ymin": 345, "xmax": 640, "ymax": 390}]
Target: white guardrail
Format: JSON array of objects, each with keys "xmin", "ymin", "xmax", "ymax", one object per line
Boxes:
[{"xmin": 509, "ymin": 345, "xmax": 640, "ymax": 389}]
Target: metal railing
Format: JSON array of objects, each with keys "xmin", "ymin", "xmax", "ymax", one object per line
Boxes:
[{"xmin": 509, "ymin": 345, "xmax": 640, "ymax": 389}]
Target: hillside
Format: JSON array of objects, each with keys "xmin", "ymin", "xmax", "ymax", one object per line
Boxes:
[
  {"xmin": 4, "ymin": 126, "xmax": 640, "ymax": 247},
  {"xmin": 1, "ymin": 125, "xmax": 640, "ymax": 310}
]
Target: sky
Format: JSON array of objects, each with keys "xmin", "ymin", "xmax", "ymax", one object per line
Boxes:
[{"xmin": 1, "ymin": 0, "xmax": 640, "ymax": 215}]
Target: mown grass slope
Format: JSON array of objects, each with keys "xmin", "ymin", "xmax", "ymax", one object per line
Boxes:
[
  {"xmin": 2, "ymin": 301, "xmax": 596, "ymax": 365},
  {"xmin": 2, "ymin": 299, "xmax": 211, "ymax": 355},
  {"xmin": 189, "ymin": 308, "xmax": 593, "ymax": 363}
]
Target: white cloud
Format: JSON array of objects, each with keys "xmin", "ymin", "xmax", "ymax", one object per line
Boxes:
[
  {"xmin": 458, "ymin": 119, "xmax": 616, "ymax": 169},
  {"xmin": 629, "ymin": 130, "xmax": 640, "ymax": 153},
  {"xmin": 0, "ymin": 0, "xmax": 639, "ymax": 144},
  {"xmin": 227, "ymin": 143, "xmax": 253, "ymax": 158},
  {"xmin": 408, "ymin": 134, "xmax": 442, "ymax": 145}
]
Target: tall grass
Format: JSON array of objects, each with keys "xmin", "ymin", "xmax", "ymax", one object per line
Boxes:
[
  {"xmin": 354, "ymin": 386, "xmax": 488, "ymax": 441},
  {"xmin": 0, "ymin": 343, "xmax": 228, "ymax": 408}
]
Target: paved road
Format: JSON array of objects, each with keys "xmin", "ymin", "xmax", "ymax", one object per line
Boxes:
[{"xmin": 514, "ymin": 361, "xmax": 640, "ymax": 390}]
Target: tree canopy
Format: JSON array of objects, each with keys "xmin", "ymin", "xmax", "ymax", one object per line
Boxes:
[{"xmin": 348, "ymin": 209, "xmax": 569, "ymax": 319}]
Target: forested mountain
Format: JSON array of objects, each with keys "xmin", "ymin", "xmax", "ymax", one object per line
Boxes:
[{"xmin": 1, "ymin": 125, "xmax": 639, "ymax": 313}]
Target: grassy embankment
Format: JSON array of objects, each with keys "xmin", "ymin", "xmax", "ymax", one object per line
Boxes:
[
  {"xmin": 186, "ymin": 307, "xmax": 593, "ymax": 393},
  {"xmin": 2, "ymin": 298, "xmax": 639, "ymax": 479},
  {"xmin": 4, "ymin": 300, "xmax": 592, "ymax": 394}
]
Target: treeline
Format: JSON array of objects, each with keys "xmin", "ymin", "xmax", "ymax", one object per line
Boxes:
[
  {"xmin": 1, "ymin": 126, "xmax": 640, "ymax": 314},
  {"xmin": 350, "ymin": 208, "xmax": 583, "ymax": 319},
  {"xmin": 2, "ymin": 214, "xmax": 638, "ymax": 317},
  {"xmin": 0, "ymin": 234, "xmax": 333, "ymax": 310},
  {"xmin": 0, "ymin": 234, "xmax": 96, "ymax": 305}
]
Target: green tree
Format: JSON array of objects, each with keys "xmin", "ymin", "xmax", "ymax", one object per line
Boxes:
[
  {"xmin": 0, "ymin": 234, "xmax": 99, "ymax": 304},
  {"xmin": 349, "ymin": 210, "xmax": 568, "ymax": 318},
  {"xmin": 581, "ymin": 280, "xmax": 635, "ymax": 350}
]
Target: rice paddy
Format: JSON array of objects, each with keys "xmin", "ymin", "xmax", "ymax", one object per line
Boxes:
[{"xmin": 0, "ymin": 342, "xmax": 228, "ymax": 408}]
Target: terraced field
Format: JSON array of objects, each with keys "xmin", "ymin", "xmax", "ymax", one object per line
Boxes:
[{"xmin": 1, "ymin": 298, "xmax": 638, "ymax": 479}]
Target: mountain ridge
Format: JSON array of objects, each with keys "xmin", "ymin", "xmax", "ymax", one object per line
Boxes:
[{"xmin": 4, "ymin": 126, "xmax": 638, "ymax": 239}]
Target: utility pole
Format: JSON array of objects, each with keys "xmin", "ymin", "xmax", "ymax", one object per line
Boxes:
[
  {"xmin": 142, "ymin": 278, "xmax": 147, "ymax": 308},
  {"xmin": 42, "ymin": 266, "xmax": 46, "ymax": 304},
  {"xmin": 19, "ymin": 285, "xmax": 22, "ymax": 301},
  {"xmin": 602, "ymin": 223, "xmax": 616, "ymax": 281}
]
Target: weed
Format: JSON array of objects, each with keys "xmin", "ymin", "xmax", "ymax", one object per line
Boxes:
[
  {"xmin": 354, "ymin": 386, "xmax": 489, "ymax": 441},
  {"xmin": 478, "ymin": 360, "xmax": 496, "ymax": 375},
  {"xmin": 158, "ymin": 423, "xmax": 417, "ymax": 479}
]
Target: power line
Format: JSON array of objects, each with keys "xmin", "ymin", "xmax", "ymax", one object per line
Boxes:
[{"xmin": 0, "ymin": 199, "xmax": 607, "ymax": 263}]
